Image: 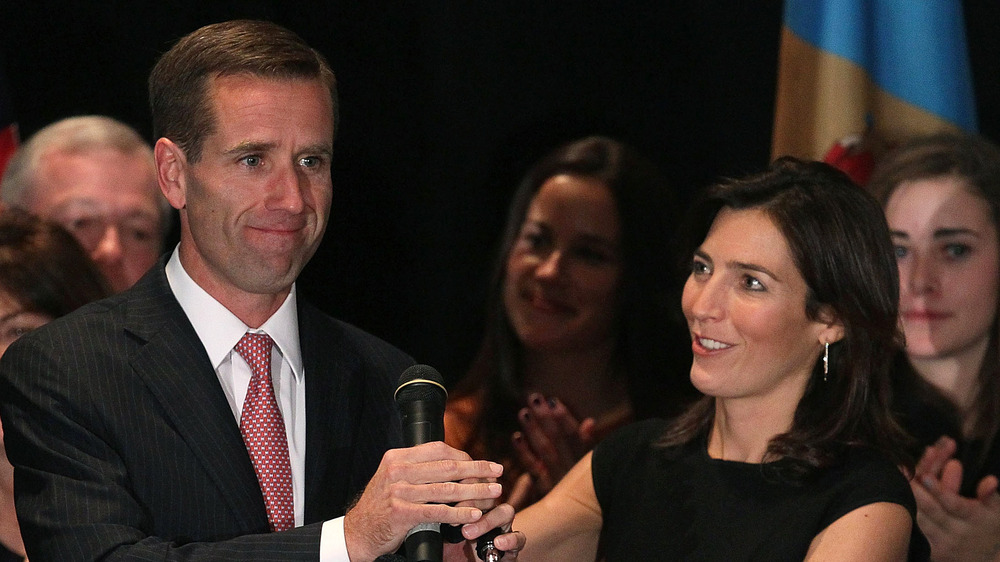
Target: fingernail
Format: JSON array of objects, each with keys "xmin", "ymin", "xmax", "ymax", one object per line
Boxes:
[
  {"xmin": 489, "ymin": 462, "xmax": 503, "ymax": 475},
  {"xmin": 489, "ymin": 483, "xmax": 502, "ymax": 495}
]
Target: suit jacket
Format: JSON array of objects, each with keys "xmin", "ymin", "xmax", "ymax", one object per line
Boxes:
[{"xmin": 0, "ymin": 259, "xmax": 413, "ymax": 560}]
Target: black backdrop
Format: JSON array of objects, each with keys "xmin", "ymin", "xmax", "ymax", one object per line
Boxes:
[{"xmin": 2, "ymin": 2, "xmax": 997, "ymax": 383}]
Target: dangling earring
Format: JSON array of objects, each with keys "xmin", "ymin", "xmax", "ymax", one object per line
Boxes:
[{"xmin": 823, "ymin": 341, "xmax": 830, "ymax": 382}]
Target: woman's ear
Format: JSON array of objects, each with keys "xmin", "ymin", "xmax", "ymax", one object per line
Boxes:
[{"xmin": 816, "ymin": 305, "xmax": 845, "ymax": 346}]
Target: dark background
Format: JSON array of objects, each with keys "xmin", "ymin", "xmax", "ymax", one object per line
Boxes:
[{"xmin": 2, "ymin": 2, "xmax": 997, "ymax": 384}]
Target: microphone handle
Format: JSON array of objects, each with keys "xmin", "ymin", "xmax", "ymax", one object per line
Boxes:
[
  {"xmin": 405, "ymin": 527, "xmax": 443, "ymax": 562},
  {"xmin": 476, "ymin": 527, "xmax": 504, "ymax": 562}
]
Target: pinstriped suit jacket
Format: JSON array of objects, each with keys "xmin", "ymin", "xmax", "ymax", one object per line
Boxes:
[{"xmin": 0, "ymin": 259, "xmax": 413, "ymax": 561}]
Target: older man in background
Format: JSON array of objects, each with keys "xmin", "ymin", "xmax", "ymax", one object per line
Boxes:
[{"xmin": 0, "ymin": 115, "xmax": 171, "ymax": 292}]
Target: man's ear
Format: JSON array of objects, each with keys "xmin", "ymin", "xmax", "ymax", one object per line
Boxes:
[
  {"xmin": 816, "ymin": 305, "xmax": 845, "ymax": 346},
  {"xmin": 155, "ymin": 138, "xmax": 188, "ymax": 211}
]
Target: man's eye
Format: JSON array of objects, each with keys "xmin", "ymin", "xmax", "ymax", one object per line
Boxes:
[
  {"xmin": 242, "ymin": 155, "xmax": 262, "ymax": 167},
  {"xmin": 299, "ymin": 156, "xmax": 320, "ymax": 168}
]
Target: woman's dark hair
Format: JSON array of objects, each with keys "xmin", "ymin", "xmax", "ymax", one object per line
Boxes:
[
  {"xmin": 453, "ymin": 135, "xmax": 694, "ymax": 465},
  {"xmin": 0, "ymin": 208, "xmax": 110, "ymax": 318},
  {"xmin": 658, "ymin": 157, "xmax": 912, "ymax": 477},
  {"xmin": 868, "ymin": 132, "xmax": 1000, "ymax": 476}
]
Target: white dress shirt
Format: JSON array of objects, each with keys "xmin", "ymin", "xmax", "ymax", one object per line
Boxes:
[{"xmin": 165, "ymin": 248, "xmax": 350, "ymax": 561}]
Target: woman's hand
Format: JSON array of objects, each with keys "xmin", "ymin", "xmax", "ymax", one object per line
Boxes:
[
  {"xmin": 443, "ymin": 502, "xmax": 525, "ymax": 561},
  {"xmin": 911, "ymin": 436, "xmax": 1000, "ymax": 562},
  {"xmin": 508, "ymin": 393, "xmax": 596, "ymax": 509}
]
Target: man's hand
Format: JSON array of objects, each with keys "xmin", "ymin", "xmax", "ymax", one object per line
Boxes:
[{"xmin": 343, "ymin": 441, "xmax": 504, "ymax": 561}]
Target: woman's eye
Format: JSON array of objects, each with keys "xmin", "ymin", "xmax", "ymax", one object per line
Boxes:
[
  {"xmin": 893, "ymin": 245, "xmax": 908, "ymax": 259},
  {"xmin": 944, "ymin": 243, "xmax": 971, "ymax": 259},
  {"xmin": 742, "ymin": 276, "xmax": 765, "ymax": 291},
  {"xmin": 573, "ymin": 246, "xmax": 612, "ymax": 264}
]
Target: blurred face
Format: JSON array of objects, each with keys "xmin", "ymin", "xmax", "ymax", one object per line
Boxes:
[
  {"xmin": 169, "ymin": 75, "xmax": 333, "ymax": 304},
  {"xmin": 0, "ymin": 288, "xmax": 51, "ymax": 357},
  {"xmin": 682, "ymin": 208, "xmax": 836, "ymax": 402},
  {"xmin": 502, "ymin": 174, "xmax": 622, "ymax": 353},
  {"xmin": 885, "ymin": 176, "xmax": 1000, "ymax": 360},
  {"xmin": 30, "ymin": 147, "xmax": 163, "ymax": 293}
]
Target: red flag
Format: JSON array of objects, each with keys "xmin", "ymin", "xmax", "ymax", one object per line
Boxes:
[{"xmin": 0, "ymin": 66, "xmax": 19, "ymax": 178}]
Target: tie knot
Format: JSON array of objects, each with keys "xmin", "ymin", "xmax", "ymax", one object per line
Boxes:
[{"xmin": 235, "ymin": 332, "xmax": 274, "ymax": 375}]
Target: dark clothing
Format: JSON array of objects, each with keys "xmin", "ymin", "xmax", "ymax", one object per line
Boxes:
[
  {"xmin": 592, "ymin": 419, "xmax": 921, "ymax": 561},
  {"xmin": 892, "ymin": 354, "xmax": 1000, "ymax": 496},
  {"xmin": 0, "ymin": 258, "xmax": 413, "ymax": 561},
  {"xmin": 0, "ymin": 544, "xmax": 22, "ymax": 562}
]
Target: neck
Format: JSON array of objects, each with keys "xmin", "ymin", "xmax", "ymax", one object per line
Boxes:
[
  {"xmin": 708, "ymin": 380, "xmax": 804, "ymax": 463},
  {"xmin": 909, "ymin": 337, "xmax": 990, "ymax": 437},
  {"xmin": 520, "ymin": 340, "xmax": 629, "ymax": 423},
  {"xmin": 177, "ymin": 244, "xmax": 289, "ymax": 328}
]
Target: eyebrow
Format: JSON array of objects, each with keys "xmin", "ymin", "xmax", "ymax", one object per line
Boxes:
[
  {"xmin": 694, "ymin": 249, "xmax": 781, "ymax": 280},
  {"xmin": 223, "ymin": 141, "xmax": 333, "ymax": 158},
  {"xmin": 890, "ymin": 227, "xmax": 981, "ymax": 239},
  {"xmin": 732, "ymin": 260, "xmax": 781, "ymax": 281},
  {"xmin": 223, "ymin": 141, "xmax": 277, "ymax": 156},
  {"xmin": 526, "ymin": 220, "xmax": 620, "ymax": 248}
]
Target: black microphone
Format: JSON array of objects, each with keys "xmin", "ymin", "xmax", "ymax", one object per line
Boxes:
[{"xmin": 395, "ymin": 364, "xmax": 448, "ymax": 562}]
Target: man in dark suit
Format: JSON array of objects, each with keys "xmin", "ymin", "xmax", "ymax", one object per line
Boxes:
[{"xmin": 0, "ymin": 20, "xmax": 520, "ymax": 561}]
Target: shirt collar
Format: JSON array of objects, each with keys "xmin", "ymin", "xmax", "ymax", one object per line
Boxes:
[{"xmin": 164, "ymin": 246, "xmax": 304, "ymax": 380}]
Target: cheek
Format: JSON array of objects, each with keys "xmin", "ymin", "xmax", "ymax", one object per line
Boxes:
[{"xmin": 680, "ymin": 279, "xmax": 696, "ymax": 322}]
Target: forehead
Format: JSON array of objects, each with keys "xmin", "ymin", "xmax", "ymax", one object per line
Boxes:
[
  {"xmin": 528, "ymin": 174, "xmax": 620, "ymax": 238},
  {"xmin": 205, "ymin": 74, "xmax": 334, "ymax": 143},
  {"xmin": 885, "ymin": 176, "xmax": 995, "ymax": 231},
  {"xmin": 31, "ymin": 148, "xmax": 159, "ymax": 211},
  {"xmin": 703, "ymin": 207, "xmax": 798, "ymax": 273}
]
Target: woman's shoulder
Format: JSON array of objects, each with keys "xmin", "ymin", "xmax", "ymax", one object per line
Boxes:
[
  {"xmin": 444, "ymin": 389, "xmax": 485, "ymax": 449},
  {"xmin": 818, "ymin": 446, "xmax": 916, "ymax": 517}
]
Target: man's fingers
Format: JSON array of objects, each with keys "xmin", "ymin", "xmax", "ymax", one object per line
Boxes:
[
  {"xmin": 387, "ymin": 457, "xmax": 503, "ymax": 485},
  {"xmin": 392, "ymin": 480, "xmax": 502, "ymax": 505}
]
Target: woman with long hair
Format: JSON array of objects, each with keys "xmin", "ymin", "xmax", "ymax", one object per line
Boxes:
[
  {"xmin": 444, "ymin": 136, "xmax": 694, "ymax": 508},
  {"xmin": 868, "ymin": 133, "xmax": 1000, "ymax": 561},
  {"xmin": 498, "ymin": 158, "xmax": 921, "ymax": 560}
]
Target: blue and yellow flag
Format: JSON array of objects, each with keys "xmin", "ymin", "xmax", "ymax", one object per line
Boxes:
[{"xmin": 771, "ymin": 0, "xmax": 978, "ymax": 166}]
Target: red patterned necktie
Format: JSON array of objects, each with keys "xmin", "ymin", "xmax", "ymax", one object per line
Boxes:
[{"xmin": 234, "ymin": 332, "xmax": 294, "ymax": 532}]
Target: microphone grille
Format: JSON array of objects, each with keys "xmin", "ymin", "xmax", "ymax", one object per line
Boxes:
[{"xmin": 394, "ymin": 364, "xmax": 447, "ymax": 404}]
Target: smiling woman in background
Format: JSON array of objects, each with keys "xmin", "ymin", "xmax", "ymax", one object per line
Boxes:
[
  {"xmin": 500, "ymin": 158, "xmax": 923, "ymax": 561},
  {"xmin": 868, "ymin": 133, "xmax": 1000, "ymax": 561},
  {"xmin": 444, "ymin": 136, "xmax": 695, "ymax": 508},
  {"xmin": 0, "ymin": 208, "xmax": 109, "ymax": 561}
]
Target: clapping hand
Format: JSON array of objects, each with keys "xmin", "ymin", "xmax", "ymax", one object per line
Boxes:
[
  {"xmin": 911, "ymin": 436, "xmax": 1000, "ymax": 562},
  {"xmin": 508, "ymin": 393, "xmax": 596, "ymax": 510}
]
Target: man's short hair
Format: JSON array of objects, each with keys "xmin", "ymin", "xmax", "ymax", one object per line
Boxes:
[
  {"xmin": 148, "ymin": 19, "xmax": 338, "ymax": 164},
  {"xmin": 0, "ymin": 115, "xmax": 169, "ymax": 223}
]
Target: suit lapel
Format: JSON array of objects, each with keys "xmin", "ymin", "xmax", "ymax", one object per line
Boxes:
[
  {"xmin": 124, "ymin": 262, "xmax": 269, "ymax": 532},
  {"xmin": 300, "ymin": 303, "xmax": 360, "ymax": 522}
]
